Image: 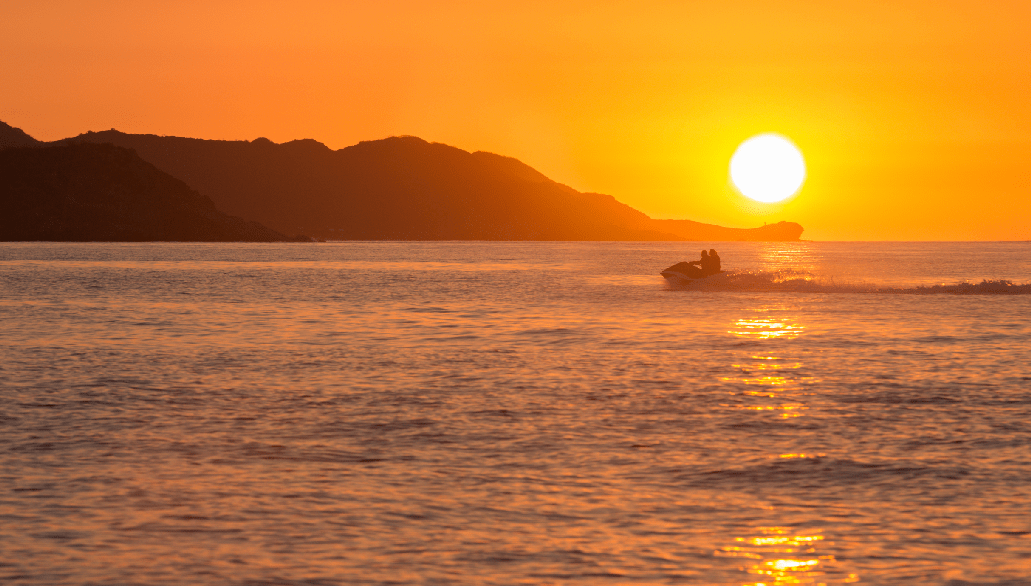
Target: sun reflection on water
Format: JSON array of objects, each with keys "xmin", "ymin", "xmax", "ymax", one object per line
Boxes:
[
  {"xmin": 715, "ymin": 306, "xmax": 860, "ymax": 583},
  {"xmin": 722, "ymin": 312, "xmax": 816, "ymax": 417},
  {"xmin": 757, "ymin": 243, "xmax": 822, "ymax": 275},
  {"xmin": 717, "ymin": 527, "xmax": 858, "ymax": 585},
  {"xmin": 729, "ymin": 318, "xmax": 805, "ymax": 340},
  {"xmin": 717, "ymin": 311, "xmax": 859, "ymax": 582}
]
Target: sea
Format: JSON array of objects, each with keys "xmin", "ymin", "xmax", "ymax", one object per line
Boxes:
[{"xmin": 1, "ymin": 241, "xmax": 1030, "ymax": 585}]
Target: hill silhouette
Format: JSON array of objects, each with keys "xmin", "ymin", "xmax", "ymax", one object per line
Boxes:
[
  {"xmin": 56, "ymin": 129, "xmax": 804, "ymax": 241},
  {"xmin": 0, "ymin": 143, "xmax": 297, "ymax": 242},
  {"xmin": 0, "ymin": 121, "xmax": 41, "ymax": 150}
]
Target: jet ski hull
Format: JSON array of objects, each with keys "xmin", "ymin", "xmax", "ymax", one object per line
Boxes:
[
  {"xmin": 661, "ymin": 269, "xmax": 697, "ymax": 285},
  {"xmin": 661, "ymin": 261, "xmax": 722, "ymax": 285}
]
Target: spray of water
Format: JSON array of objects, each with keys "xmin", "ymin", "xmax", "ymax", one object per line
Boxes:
[{"xmin": 665, "ymin": 270, "xmax": 1031, "ymax": 295}]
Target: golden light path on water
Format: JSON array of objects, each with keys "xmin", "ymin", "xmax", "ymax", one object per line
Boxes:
[
  {"xmin": 724, "ymin": 316, "xmax": 811, "ymax": 416},
  {"xmin": 716, "ymin": 526, "xmax": 860, "ymax": 585},
  {"xmin": 719, "ymin": 275, "xmax": 856, "ymax": 584}
]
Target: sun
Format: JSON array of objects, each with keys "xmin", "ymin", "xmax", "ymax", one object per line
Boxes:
[{"xmin": 730, "ymin": 133, "xmax": 806, "ymax": 203}]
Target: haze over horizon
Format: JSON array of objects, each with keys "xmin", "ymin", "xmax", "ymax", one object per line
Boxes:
[{"xmin": 3, "ymin": 0, "xmax": 1029, "ymax": 240}]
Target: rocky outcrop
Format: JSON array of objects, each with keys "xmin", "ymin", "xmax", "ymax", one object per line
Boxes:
[{"xmin": 652, "ymin": 219, "xmax": 805, "ymax": 241}]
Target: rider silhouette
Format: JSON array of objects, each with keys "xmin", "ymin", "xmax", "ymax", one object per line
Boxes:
[
  {"xmin": 686, "ymin": 249, "xmax": 721, "ymax": 278},
  {"xmin": 684, "ymin": 250, "xmax": 708, "ymax": 278}
]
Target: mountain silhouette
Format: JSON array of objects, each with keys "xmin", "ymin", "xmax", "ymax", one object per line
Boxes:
[
  {"xmin": 0, "ymin": 143, "xmax": 297, "ymax": 242},
  {"xmin": 56, "ymin": 129, "xmax": 804, "ymax": 241},
  {"xmin": 0, "ymin": 121, "xmax": 41, "ymax": 150}
]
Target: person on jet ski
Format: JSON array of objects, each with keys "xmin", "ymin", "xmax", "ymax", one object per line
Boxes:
[
  {"xmin": 681, "ymin": 250, "xmax": 708, "ymax": 278},
  {"xmin": 705, "ymin": 249, "xmax": 721, "ymax": 276},
  {"xmin": 688, "ymin": 249, "xmax": 721, "ymax": 277},
  {"xmin": 660, "ymin": 249, "xmax": 721, "ymax": 281}
]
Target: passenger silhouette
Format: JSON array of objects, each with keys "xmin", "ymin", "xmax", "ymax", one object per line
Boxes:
[{"xmin": 705, "ymin": 249, "xmax": 722, "ymax": 276}]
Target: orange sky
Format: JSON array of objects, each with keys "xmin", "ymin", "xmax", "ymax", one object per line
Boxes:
[{"xmin": 3, "ymin": 0, "xmax": 1028, "ymax": 240}]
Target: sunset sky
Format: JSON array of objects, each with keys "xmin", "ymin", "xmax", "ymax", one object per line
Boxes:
[{"xmin": 3, "ymin": 0, "xmax": 1028, "ymax": 240}]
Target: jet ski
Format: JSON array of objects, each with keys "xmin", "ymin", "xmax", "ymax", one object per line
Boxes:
[
  {"xmin": 661, "ymin": 261, "xmax": 701, "ymax": 284},
  {"xmin": 661, "ymin": 262, "xmax": 720, "ymax": 285}
]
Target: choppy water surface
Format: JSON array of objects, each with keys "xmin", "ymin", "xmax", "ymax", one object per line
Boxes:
[{"xmin": 1, "ymin": 241, "xmax": 1030, "ymax": 585}]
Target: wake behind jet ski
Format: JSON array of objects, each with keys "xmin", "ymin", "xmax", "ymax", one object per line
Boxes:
[{"xmin": 662, "ymin": 249, "xmax": 722, "ymax": 284}]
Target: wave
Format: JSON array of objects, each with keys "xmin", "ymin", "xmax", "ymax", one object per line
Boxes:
[
  {"xmin": 682, "ymin": 454, "xmax": 974, "ymax": 489},
  {"xmin": 666, "ymin": 270, "xmax": 1031, "ymax": 295}
]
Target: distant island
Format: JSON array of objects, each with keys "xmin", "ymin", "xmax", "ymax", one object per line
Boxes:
[{"xmin": 2, "ymin": 120, "xmax": 804, "ymax": 241}]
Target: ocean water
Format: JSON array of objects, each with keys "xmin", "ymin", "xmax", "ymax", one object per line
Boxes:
[{"xmin": 1, "ymin": 241, "xmax": 1030, "ymax": 585}]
